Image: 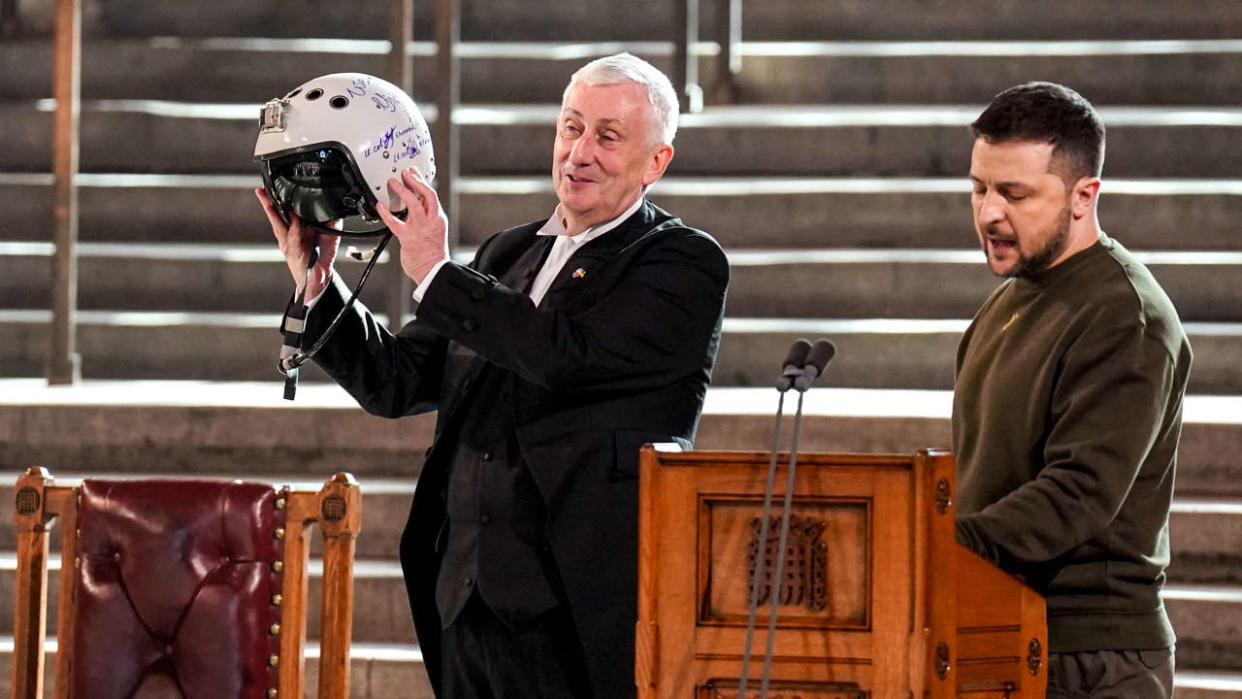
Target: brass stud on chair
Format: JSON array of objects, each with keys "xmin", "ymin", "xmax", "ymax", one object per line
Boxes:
[
  {"xmin": 271, "ymin": 594, "xmax": 283, "ymax": 606},
  {"xmin": 274, "ymin": 527, "xmax": 285, "ymax": 540},
  {"xmin": 267, "ymin": 689, "xmax": 278, "ymax": 699},
  {"xmin": 271, "ymin": 561, "xmax": 284, "ymax": 573},
  {"xmin": 268, "ymin": 654, "xmax": 280, "ymax": 667},
  {"xmin": 269, "ymin": 623, "xmax": 281, "ymax": 636},
  {"xmin": 275, "ymin": 497, "xmax": 287, "ymax": 511}
]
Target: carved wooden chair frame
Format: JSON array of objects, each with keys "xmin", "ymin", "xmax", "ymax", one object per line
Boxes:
[{"xmin": 10, "ymin": 467, "xmax": 361, "ymax": 698}]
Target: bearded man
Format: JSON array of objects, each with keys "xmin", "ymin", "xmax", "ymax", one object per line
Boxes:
[{"xmin": 953, "ymin": 82, "xmax": 1192, "ymax": 698}]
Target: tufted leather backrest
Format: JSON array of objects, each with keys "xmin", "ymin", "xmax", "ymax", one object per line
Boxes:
[{"xmin": 72, "ymin": 479, "xmax": 285, "ymax": 699}]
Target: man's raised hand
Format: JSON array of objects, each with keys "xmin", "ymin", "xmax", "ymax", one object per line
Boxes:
[
  {"xmin": 377, "ymin": 167, "xmax": 451, "ymax": 285},
  {"xmin": 256, "ymin": 187, "xmax": 339, "ymax": 299}
]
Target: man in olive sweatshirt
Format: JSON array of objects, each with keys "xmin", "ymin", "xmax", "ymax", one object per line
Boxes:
[{"xmin": 953, "ymin": 82, "xmax": 1192, "ymax": 697}]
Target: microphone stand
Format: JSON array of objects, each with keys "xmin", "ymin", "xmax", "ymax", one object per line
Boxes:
[
  {"xmin": 737, "ymin": 339, "xmax": 810, "ymax": 698},
  {"xmin": 738, "ymin": 339, "xmax": 836, "ymax": 699},
  {"xmin": 758, "ymin": 386, "xmax": 806, "ymax": 697}
]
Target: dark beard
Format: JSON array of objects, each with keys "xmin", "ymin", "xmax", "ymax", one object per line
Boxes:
[{"xmin": 984, "ymin": 202, "xmax": 1073, "ymax": 279}]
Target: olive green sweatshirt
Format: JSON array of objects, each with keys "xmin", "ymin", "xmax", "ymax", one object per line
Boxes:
[{"xmin": 953, "ymin": 233, "xmax": 1192, "ymax": 653}]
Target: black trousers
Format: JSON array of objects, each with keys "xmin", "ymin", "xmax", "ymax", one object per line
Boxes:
[
  {"xmin": 440, "ymin": 592, "xmax": 593, "ymax": 699},
  {"xmin": 1047, "ymin": 647, "xmax": 1175, "ymax": 698}
]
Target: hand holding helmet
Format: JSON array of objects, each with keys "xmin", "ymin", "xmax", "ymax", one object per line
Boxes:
[
  {"xmin": 256, "ymin": 187, "xmax": 340, "ymax": 298},
  {"xmin": 253, "ymin": 73, "xmax": 438, "ymax": 399},
  {"xmin": 254, "ymin": 72, "xmax": 436, "ymax": 237},
  {"xmin": 377, "ymin": 167, "xmax": 450, "ymax": 285},
  {"xmin": 254, "ymin": 72, "xmax": 443, "ymax": 293}
]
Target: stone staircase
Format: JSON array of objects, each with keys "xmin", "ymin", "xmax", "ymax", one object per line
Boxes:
[{"xmin": 2, "ymin": 0, "xmax": 1241, "ymax": 696}]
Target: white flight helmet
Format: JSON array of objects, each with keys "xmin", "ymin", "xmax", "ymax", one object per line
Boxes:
[{"xmin": 254, "ymin": 73, "xmax": 436, "ymax": 236}]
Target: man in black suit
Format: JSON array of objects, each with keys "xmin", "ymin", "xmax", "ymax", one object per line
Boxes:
[{"xmin": 258, "ymin": 53, "xmax": 729, "ymax": 698}]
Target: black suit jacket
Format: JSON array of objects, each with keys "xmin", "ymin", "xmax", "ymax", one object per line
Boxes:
[{"xmin": 298, "ymin": 200, "xmax": 729, "ymax": 698}]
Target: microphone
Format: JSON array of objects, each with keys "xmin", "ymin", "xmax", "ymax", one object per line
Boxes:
[
  {"xmin": 775, "ymin": 338, "xmax": 813, "ymax": 392},
  {"xmin": 793, "ymin": 339, "xmax": 836, "ymax": 392}
]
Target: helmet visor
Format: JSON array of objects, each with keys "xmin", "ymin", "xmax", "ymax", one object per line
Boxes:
[{"xmin": 261, "ymin": 146, "xmax": 387, "ymax": 237}]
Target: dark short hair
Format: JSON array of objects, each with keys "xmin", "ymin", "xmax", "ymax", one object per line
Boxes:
[{"xmin": 972, "ymin": 81, "xmax": 1105, "ymax": 182}]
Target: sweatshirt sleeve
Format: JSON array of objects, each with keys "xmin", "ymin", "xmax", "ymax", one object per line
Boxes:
[{"xmin": 955, "ymin": 308, "xmax": 1180, "ymax": 572}]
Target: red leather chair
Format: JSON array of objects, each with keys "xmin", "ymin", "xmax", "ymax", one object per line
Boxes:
[{"xmin": 11, "ymin": 468, "xmax": 361, "ymax": 698}]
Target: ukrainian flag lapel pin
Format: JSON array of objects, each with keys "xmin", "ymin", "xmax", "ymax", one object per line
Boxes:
[{"xmin": 572, "ymin": 267, "xmax": 586, "ymax": 279}]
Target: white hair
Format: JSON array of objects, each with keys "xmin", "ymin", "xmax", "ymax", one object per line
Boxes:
[{"xmin": 563, "ymin": 52, "xmax": 679, "ymax": 147}]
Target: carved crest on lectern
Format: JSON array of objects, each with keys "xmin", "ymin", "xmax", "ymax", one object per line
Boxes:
[{"xmin": 747, "ymin": 514, "xmax": 828, "ymax": 611}]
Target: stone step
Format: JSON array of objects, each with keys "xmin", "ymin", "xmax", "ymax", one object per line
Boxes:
[
  {"xmin": 1165, "ymin": 585, "xmax": 1242, "ymax": 672},
  {"xmin": 1176, "ymin": 672, "xmax": 1242, "ymax": 699},
  {"xmin": 1171, "ymin": 499, "xmax": 1242, "ymax": 585},
  {"xmin": 0, "ymin": 310, "xmax": 364, "ymax": 385},
  {"xmin": 722, "ymin": 249, "xmax": 1242, "ymax": 321},
  {"xmin": 0, "ymin": 380, "xmax": 441, "ymax": 477},
  {"xmin": 5, "ymin": 38, "xmax": 1242, "ymax": 105},
  {"xmin": 5, "ymin": 101, "xmax": 1242, "ymax": 178},
  {"xmin": 0, "ymin": 241, "xmax": 399, "ymax": 314},
  {"xmin": 4, "ymin": 244, "xmax": 1242, "ymax": 321},
  {"xmin": 714, "ymin": 319, "xmax": 1242, "ymax": 394},
  {"xmin": 726, "ymin": 41, "xmax": 1242, "ymax": 105},
  {"xmin": 0, "ymin": 638, "xmax": 433, "ymax": 699},
  {"xmin": 742, "ymin": 1, "xmax": 1242, "ymax": 42},
  {"xmin": 4, "ymin": 174, "xmax": 1242, "ymax": 252},
  {"xmin": 10, "ymin": 0, "xmax": 1242, "ymax": 41},
  {"xmin": 0, "ymin": 382, "xmax": 1239, "ymax": 495},
  {"xmin": 3, "ymin": 313, "xmax": 1242, "ymax": 396}
]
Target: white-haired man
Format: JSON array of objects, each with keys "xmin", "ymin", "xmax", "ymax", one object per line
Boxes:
[{"xmin": 260, "ymin": 52, "xmax": 729, "ymax": 698}]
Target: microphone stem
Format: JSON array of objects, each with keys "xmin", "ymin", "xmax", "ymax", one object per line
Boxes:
[
  {"xmin": 737, "ymin": 390, "xmax": 786, "ymax": 698},
  {"xmin": 760, "ymin": 390, "xmax": 806, "ymax": 698}
]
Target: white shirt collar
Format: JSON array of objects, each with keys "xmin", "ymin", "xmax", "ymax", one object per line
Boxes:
[
  {"xmin": 526, "ymin": 196, "xmax": 645, "ymax": 307},
  {"xmin": 535, "ymin": 196, "xmax": 646, "ymax": 245}
]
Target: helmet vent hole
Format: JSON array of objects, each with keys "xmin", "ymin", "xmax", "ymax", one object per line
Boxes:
[
  {"xmin": 306, "ymin": 88, "xmax": 324, "ymax": 101},
  {"xmin": 330, "ymin": 96, "xmax": 350, "ymax": 109},
  {"xmin": 285, "ymin": 87, "xmax": 302, "ymax": 99}
]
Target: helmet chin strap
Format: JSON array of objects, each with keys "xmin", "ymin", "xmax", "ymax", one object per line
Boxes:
[{"xmin": 277, "ymin": 230, "xmax": 393, "ymax": 400}]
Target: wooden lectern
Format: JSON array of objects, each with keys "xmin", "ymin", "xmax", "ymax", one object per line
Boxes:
[{"xmin": 637, "ymin": 446, "xmax": 1046, "ymax": 698}]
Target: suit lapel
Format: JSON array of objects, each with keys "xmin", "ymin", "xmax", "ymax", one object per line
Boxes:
[
  {"xmin": 540, "ymin": 200, "xmax": 674, "ymax": 310},
  {"xmin": 499, "ymin": 234, "xmax": 556, "ymax": 294},
  {"xmin": 443, "ymin": 201, "xmax": 674, "ymax": 416}
]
